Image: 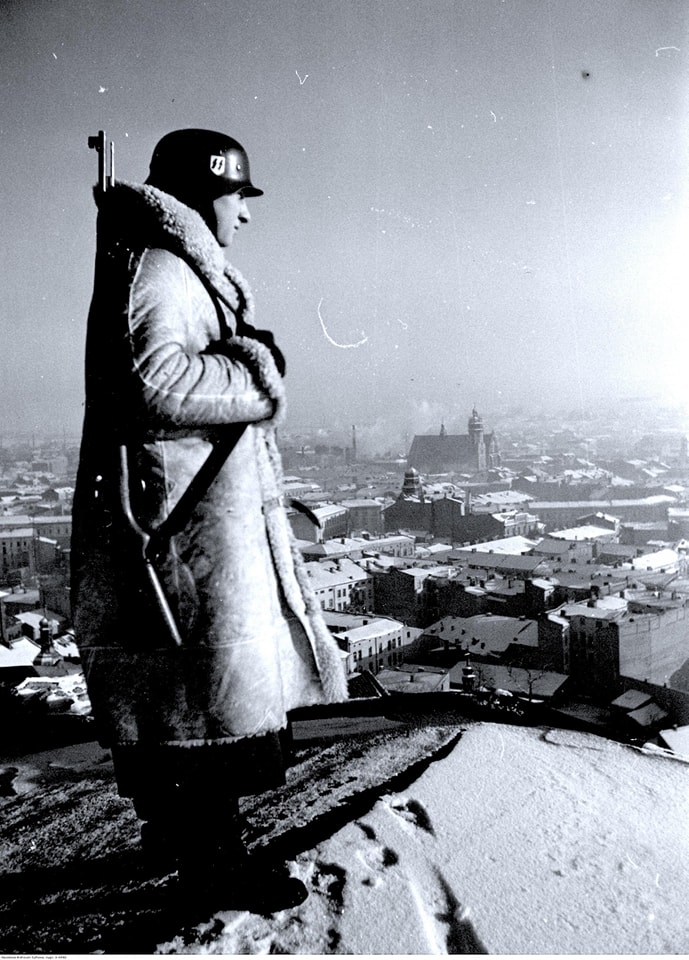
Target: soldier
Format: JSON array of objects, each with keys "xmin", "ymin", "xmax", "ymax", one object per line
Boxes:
[{"xmin": 71, "ymin": 129, "xmax": 348, "ymax": 911}]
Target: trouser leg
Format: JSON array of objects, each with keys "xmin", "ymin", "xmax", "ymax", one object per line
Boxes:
[
  {"xmin": 113, "ymin": 748, "xmax": 247, "ymax": 870},
  {"xmin": 111, "ymin": 745, "xmax": 181, "ymax": 868},
  {"xmin": 111, "ymin": 745, "xmax": 307, "ymax": 909}
]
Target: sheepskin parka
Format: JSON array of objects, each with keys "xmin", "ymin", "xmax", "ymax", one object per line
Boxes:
[{"xmin": 71, "ymin": 180, "xmax": 348, "ymax": 749}]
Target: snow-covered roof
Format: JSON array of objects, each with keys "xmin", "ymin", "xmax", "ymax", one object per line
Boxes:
[
  {"xmin": 549, "ymin": 525, "xmax": 615, "ymax": 541},
  {"xmin": 13, "ymin": 611, "xmax": 64, "ymax": 630},
  {"xmin": 448, "ymin": 551, "xmax": 548, "ymax": 572},
  {"xmin": 340, "ymin": 619, "xmax": 403, "ymax": 642},
  {"xmin": 610, "ymin": 689, "xmax": 652, "ymax": 711},
  {"xmin": 14, "ymin": 672, "xmax": 91, "ymax": 715},
  {"xmin": 301, "ymin": 538, "xmax": 362, "ymax": 557},
  {"xmin": 0, "ymin": 527, "xmax": 35, "ymax": 539},
  {"xmin": 659, "ymin": 724, "xmax": 689, "ymax": 759},
  {"xmin": 472, "ymin": 489, "xmax": 534, "ymax": 504},
  {"xmin": 424, "ymin": 614, "xmax": 537, "ymax": 653},
  {"xmin": 450, "ymin": 663, "xmax": 569, "ymax": 698},
  {"xmin": 626, "ymin": 548, "xmax": 679, "ymax": 571},
  {"xmin": 627, "ymin": 702, "xmax": 669, "ymax": 728},
  {"xmin": 0, "ymin": 637, "xmax": 39, "ymax": 668},
  {"xmin": 455, "ymin": 535, "xmax": 537, "ymax": 555},
  {"xmin": 304, "ymin": 557, "xmax": 369, "ymax": 587},
  {"xmin": 375, "ymin": 666, "xmax": 447, "ymax": 694},
  {"xmin": 562, "ymin": 594, "xmax": 629, "ymax": 620}
]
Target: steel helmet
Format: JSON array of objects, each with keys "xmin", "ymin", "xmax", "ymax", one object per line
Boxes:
[{"xmin": 146, "ymin": 128, "xmax": 263, "ymax": 211}]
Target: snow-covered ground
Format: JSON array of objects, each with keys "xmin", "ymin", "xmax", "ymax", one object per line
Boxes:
[{"xmin": 0, "ymin": 720, "xmax": 687, "ymax": 954}]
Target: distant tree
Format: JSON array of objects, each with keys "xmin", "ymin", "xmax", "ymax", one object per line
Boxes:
[{"xmin": 506, "ymin": 663, "xmax": 551, "ymax": 701}]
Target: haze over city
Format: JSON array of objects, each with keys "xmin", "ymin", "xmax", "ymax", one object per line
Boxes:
[{"xmin": 1, "ymin": 0, "xmax": 687, "ymax": 439}]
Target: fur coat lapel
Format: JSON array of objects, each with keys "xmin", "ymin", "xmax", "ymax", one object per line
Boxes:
[{"xmin": 95, "ymin": 180, "xmax": 254, "ymax": 320}]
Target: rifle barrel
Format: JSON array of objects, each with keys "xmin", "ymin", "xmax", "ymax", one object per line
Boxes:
[{"xmin": 88, "ymin": 129, "xmax": 111, "ymax": 191}]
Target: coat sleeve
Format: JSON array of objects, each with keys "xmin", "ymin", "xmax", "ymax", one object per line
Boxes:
[{"xmin": 127, "ymin": 248, "xmax": 277, "ymax": 428}]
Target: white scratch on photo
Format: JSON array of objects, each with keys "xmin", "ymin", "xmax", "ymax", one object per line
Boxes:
[{"xmin": 317, "ymin": 299, "xmax": 368, "ymax": 349}]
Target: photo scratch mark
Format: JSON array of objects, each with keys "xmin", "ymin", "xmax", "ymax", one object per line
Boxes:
[
  {"xmin": 296, "ymin": 70, "xmax": 309, "ymax": 85},
  {"xmin": 98, "ymin": 85, "xmax": 107, "ymax": 93},
  {"xmin": 655, "ymin": 46, "xmax": 680, "ymax": 56},
  {"xmin": 317, "ymin": 299, "xmax": 368, "ymax": 349},
  {"xmin": 490, "ymin": 110, "xmax": 497, "ymax": 122}
]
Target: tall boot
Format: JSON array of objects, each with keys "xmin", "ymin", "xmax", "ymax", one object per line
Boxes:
[
  {"xmin": 133, "ymin": 787, "xmax": 182, "ymax": 872},
  {"xmin": 175, "ymin": 793, "xmax": 307, "ymax": 912},
  {"xmin": 175, "ymin": 793, "xmax": 249, "ymax": 890}
]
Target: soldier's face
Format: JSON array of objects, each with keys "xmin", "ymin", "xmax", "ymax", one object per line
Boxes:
[{"xmin": 212, "ymin": 191, "xmax": 250, "ymax": 247}]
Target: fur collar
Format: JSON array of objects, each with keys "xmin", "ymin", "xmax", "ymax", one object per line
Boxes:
[{"xmin": 95, "ymin": 181, "xmax": 254, "ymax": 320}]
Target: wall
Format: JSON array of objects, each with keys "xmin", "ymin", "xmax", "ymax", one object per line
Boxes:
[{"xmin": 618, "ymin": 604, "xmax": 689, "ymax": 689}]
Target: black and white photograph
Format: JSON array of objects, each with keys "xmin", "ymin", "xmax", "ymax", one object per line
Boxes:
[{"xmin": 0, "ymin": 0, "xmax": 687, "ymax": 954}]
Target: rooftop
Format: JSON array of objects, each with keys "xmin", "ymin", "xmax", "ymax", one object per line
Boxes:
[
  {"xmin": 425, "ymin": 614, "xmax": 538, "ymax": 653},
  {"xmin": 449, "ymin": 551, "xmax": 549, "ymax": 573},
  {"xmin": 453, "ymin": 534, "xmax": 537, "ymax": 555},
  {"xmin": 549, "ymin": 525, "xmax": 615, "ymax": 541},
  {"xmin": 561, "ymin": 597, "xmax": 629, "ymax": 621},
  {"xmin": 304, "ymin": 558, "xmax": 369, "ymax": 587}
]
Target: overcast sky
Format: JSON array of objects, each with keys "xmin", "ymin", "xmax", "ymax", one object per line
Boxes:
[{"xmin": 1, "ymin": 0, "xmax": 687, "ymax": 444}]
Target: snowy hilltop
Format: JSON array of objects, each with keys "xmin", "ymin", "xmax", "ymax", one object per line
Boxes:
[{"xmin": 0, "ymin": 720, "xmax": 687, "ymax": 954}]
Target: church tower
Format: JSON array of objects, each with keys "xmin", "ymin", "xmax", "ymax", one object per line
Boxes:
[{"xmin": 468, "ymin": 407, "xmax": 486, "ymax": 471}]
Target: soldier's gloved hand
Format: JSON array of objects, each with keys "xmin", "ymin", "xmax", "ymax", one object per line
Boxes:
[{"xmin": 235, "ymin": 324, "xmax": 286, "ymax": 377}]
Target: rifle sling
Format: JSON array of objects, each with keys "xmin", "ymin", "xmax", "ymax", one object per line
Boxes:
[{"xmin": 146, "ymin": 425, "xmax": 246, "ymax": 561}]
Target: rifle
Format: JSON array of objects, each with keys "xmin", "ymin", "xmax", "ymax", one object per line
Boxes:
[
  {"xmin": 87, "ymin": 129, "xmax": 114, "ymax": 193},
  {"xmin": 88, "ymin": 131, "xmax": 254, "ymax": 648},
  {"xmin": 89, "ymin": 130, "xmax": 184, "ymax": 646}
]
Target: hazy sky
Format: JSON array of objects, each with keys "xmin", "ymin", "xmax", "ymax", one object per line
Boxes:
[{"xmin": 1, "ymin": 0, "xmax": 688, "ymax": 444}]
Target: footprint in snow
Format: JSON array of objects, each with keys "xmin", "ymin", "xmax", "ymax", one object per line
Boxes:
[
  {"xmin": 355, "ymin": 820, "xmax": 376, "ymax": 841},
  {"xmin": 355, "ymin": 822, "xmax": 400, "ymax": 885},
  {"xmin": 388, "ymin": 796, "xmax": 435, "ymax": 835},
  {"xmin": 312, "ymin": 860, "xmax": 347, "ymax": 910}
]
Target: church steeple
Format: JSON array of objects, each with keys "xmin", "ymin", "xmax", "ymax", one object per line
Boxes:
[
  {"xmin": 468, "ymin": 407, "xmax": 484, "ymax": 446},
  {"xmin": 468, "ymin": 407, "xmax": 486, "ymax": 472}
]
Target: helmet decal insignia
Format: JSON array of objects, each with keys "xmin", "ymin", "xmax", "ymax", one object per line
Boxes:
[{"xmin": 209, "ymin": 155, "xmax": 226, "ymax": 176}]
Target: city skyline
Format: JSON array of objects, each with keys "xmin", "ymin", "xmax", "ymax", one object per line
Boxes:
[{"xmin": 1, "ymin": 0, "xmax": 687, "ymax": 435}]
